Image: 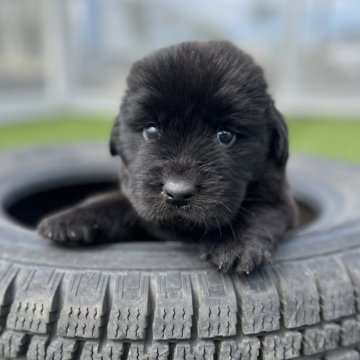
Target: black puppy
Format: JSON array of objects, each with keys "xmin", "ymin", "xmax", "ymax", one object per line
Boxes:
[{"xmin": 38, "ymin": 41, "xmax": 297, "ymax": 273}]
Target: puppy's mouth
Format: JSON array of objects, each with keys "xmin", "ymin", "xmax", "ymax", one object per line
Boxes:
[
  {"xmin": 164, "ymin": 201, "xmax": 192, "ymax": 212},
  {"xmin": 158, "ymin": 192, "xmax": 221, "ymax": 227},
  {"xmin": 159, "ymin": 201, "xmax": 201, "ymax": 226},
  {"xmin": 158, "ymin": 200, "xmax": 233, "ymax": 231}
]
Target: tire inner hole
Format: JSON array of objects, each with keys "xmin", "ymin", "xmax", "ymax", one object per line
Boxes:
[{"xmin": 4, "ymin": 180, "xmax": 317, "ymax": 230}]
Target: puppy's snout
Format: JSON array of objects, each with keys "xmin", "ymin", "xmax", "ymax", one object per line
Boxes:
[{"xmin": 162, "ymin": 179, "xmax": 195, "ymax": 206}]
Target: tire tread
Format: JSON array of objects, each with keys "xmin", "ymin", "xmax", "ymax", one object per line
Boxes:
[{"xmin": 0, "ymin": 252, "xmax": 359, "ymax": 359}]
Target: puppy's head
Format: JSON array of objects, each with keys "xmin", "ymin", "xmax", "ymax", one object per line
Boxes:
[{"xmin": 110, "ymin": 41, "xmax": 288, "ymax": 228}]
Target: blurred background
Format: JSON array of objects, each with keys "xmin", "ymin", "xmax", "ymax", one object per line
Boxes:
[{"xmin": 0, "ymin": 0, "xmax": 360, "ymax": 161}]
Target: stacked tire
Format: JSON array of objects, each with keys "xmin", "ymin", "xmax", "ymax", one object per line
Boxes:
[{"xmin": 0, "ymin": 144, "xmax": 359, "ymax": 359}]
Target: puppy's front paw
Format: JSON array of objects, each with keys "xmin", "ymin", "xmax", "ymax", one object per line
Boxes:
[
  {"xmin": 234, "ymin": 239, "xmax": 273, "ymax": 274},
  {"xmin": 201, "ymin": 237, "xmax": 273, "ymax": 274},
  {"xmin": 38, "ymin": 208, "xmax": 102, "ymax": 245},
  {"xmin": 201, "ymin": 242, "xmax": 239, "ymax": 273}
]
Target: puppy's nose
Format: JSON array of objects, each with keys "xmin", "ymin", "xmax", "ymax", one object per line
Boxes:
[{"xmin": 163, "ymin": 179, "xmax": 195, "ymax": 206}]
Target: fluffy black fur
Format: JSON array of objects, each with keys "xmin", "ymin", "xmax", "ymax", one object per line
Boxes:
[{"xmin": 38, "ymin": 41, "xmax": 297, "ymax": 273}]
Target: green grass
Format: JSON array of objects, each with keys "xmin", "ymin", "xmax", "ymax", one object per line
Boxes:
[
  {"xmin": 0, "ymin": 113, "xmax": 112, "ymax": 148},
  {"xmin": 0, "ymin": 113, "xmax": 359, "ymax": 162},
  {"xmin": 288, "ymin": 116, "xmax": 360, "ymax": 163}
]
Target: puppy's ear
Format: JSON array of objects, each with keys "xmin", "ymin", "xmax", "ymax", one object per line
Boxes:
[
  {"xmin": 267, "ymin": 101, "xmax": 289, "ymax": 167},
  {"xmin": 110, "ymin": 115, "xmax": 120, "ymax": 156}
]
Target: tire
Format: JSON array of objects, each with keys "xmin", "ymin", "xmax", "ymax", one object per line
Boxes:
[{"xmin": 0, "ymin": 144, "xmax": 359, "ymax": 360}]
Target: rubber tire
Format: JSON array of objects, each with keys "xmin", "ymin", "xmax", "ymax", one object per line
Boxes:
[{"xmin": 0, "ymin": 144, "xmax": 359, "ymax": 360}]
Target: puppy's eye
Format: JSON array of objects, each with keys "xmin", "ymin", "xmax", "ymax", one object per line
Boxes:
[
  {"xmin": 216, "ymin": 129, "xmax": 235, "ymax": 146},
  {"xmin": 143, "ymin": 125, "xmax": 160, "ymax": 141}
]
